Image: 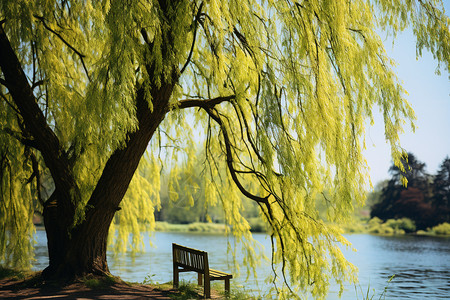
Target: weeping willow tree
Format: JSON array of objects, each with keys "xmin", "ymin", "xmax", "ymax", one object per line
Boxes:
[{"xmin": 0, "ymin": 0, "xmax": 449, "ymax": 298}]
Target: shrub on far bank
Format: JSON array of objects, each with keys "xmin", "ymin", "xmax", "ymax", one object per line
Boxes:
[
  {"xmin": 429, "ymin": 222, "xmax": 450, "ymax": 236},
  {"xmin": 350, "ymin": 218, "xmax": 450, "ymax": 236},
  {"xmin": 366, "ymin": 217, "xmax": 415, "ymax": 235},
  {"xmin": 368, "ymin": 224, "xmax": 396, "ymax": 235},
  {"xmin": 187, "ymin": 222, "xmax": 226, "ymax": 233},
  {"xmin": 385, "ymin": 218, "xmax": 416, "ymax": 233},
  {"xmin": 343, "ymin": 217, "xmax": 417, "ymax": 235},
  {"xmin": 154, "ymin": 221, "xmax": 227, "ymax": 233}
]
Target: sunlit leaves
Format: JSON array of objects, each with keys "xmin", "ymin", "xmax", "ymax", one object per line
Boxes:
[{"xmin": 0, "ymin": 99, "xmax": 35, "ymax": 269}]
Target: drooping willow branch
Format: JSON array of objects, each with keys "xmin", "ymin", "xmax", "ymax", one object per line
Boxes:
[
  {"xmin": 201, "ymin": 105, "xmax": 295, "ymax": 291},
  {"xmin": 180, "ymin": 1, "xmax": 204, "ymax": 75},
  {"xmin": 0, "ymin": 92, "xmax": 20, "ymax": 115},
  {"xmin": 204, "ymin": 106, "xmax": 270, "ymax": 205},
  {"xmin": 200, "ymin": 94, "xmax": 318, "ymax": 290},
  {"xmin": 34, "ymin": 15, "xmax": 91, "ymax": 81}
]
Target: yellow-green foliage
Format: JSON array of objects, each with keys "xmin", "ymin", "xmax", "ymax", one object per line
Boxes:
[
  {"xmin": 385, "ymin": 218, "xmax": 416, "ymax": 233},
  {"xmin": 0, "ymin": 102, "xmax": 35, "ymax": 270},
  {"xmin": 153, "ymin": 221, "xmax": 227, "ymax": 233},
  {"xmin": 109, "ymin": 153, "xmax": 161, "ymax": 253},
  {"xmin": 430, "ymin": 223, "xmax": 450, "ymax": 235},
  {"xmin": 365, "ymin": 217, "xmax": 416, "ymax": 235},
  {"xmin": 1, "ymin": 0, "xmax": 450, "ymax": 299}
]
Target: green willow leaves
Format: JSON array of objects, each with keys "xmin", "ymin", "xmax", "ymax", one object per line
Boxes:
[{"xmin": 1, "ymin": 0, "xmax": 449, "ymax": 298}]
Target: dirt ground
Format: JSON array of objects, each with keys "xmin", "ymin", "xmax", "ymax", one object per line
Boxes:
[{"xmin": 0, "ymin": 277, "xmax": 190, "ymax": 300}]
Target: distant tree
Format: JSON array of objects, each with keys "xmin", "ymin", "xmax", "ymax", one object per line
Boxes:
[
  {"xmin": 365, "ymin": 180, "xmax": 388, "ymax": 209},
  {"xmin": 432, "ymin": 157, "xmax": 450, "ymax": 224},
  {"xmin": 371, "ymin": 153, "xmax": 434, "ymax": 229},
  {"xmin": 389, "ymin": 152, "xmax": 429, "ymax": 189}
]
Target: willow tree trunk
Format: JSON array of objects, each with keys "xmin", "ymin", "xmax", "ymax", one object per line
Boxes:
[{"xmin": 41, "ymin": 83, "xmax": 174, "ymax": 278}]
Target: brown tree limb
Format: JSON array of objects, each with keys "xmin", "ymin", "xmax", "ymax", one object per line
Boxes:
[
  {"xmin": 175, "ymin": 95, "xmax": 235, "ymax": 110},
  {"xmin": 0, "ymin": 77, "xmax": 9, "ymax": 88},
  {"xmin": 31, "ymin": 80, "xmax": 45, "ymax": 90}
]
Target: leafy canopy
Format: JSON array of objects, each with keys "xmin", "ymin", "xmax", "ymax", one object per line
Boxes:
[{"xmin": 1, "ymin": 0, "xmax": 449, "ymax": 298}]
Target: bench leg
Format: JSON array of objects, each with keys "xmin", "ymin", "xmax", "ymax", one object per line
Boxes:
[
  {"xmin": 198, "ymin": 273, "xmax": 203, "ymax": 286},
  {"xmin": 173, "ymin": 267, "xmax": 179, "ymax": 288},
  {"xmin": 225, "ymin": 278, "xmax": 230, "ymax": 295},
  {"xmin": 204, "ymin": 277, "xmax": 211, "ymax": 299}
]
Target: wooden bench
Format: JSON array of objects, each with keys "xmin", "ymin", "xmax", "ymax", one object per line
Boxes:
[{"xmin": 172, "ymin": 243, "xmax": 232, "ymax": 298}]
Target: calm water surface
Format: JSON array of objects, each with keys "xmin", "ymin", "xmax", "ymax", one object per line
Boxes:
[{"xmin": 33, "ymin": 230, "xmax": 450, "ymax": 299}]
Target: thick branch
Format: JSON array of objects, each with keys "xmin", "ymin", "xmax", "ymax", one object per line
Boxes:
[
  {"xmin": 0, "ymin": 77, "xmax": 9, "ymax": 88},
  {"xmin": 175, "ymin": 95, "xmax": 235, "ymax": 110},
  {"xmin": 31, "ymin": 80, "xmax": 45, "ymax": 90},
  {"xmin": 86, "ymin": 79, "xmax": 174, "ymax": 216}
]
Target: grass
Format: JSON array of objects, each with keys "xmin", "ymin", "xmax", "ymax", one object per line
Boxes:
[
  {"xmin": 0, "ymin": 266, "xmax": 27, "ymax": 280},
  {"xmin": 167, "ymin": 281, "xmax": 259, "ymax": 300},
  {"xmin": 142, "ymin": 275, "xmax": 259, "ymax": 300},
  {"xmin": 81, "ymin": 274, "xmax": 118, "ymax": 289},
  {"xmin": 0, "ymin": 266, "xmax": 253, "ymax": 300},
  {"xmin": 169, "ymin": 282, "xmax": 203, "ymax": 299},
  {"xmin": 0, "ymin": 266, "xmax": 41, "ymax": 284},
  {"xmin": 1, "ymin": 266, "xmax": 399, "ymax": 300},
  {"xmin": 0, "ymin": 267, "xmax": 48, "ymax": 290},
  {"xmin": 0, "ymin": 268, "xmax": 213, "ymax": 300},
  {"xmin": 355, "ymin": 275, "xmax": 395, "ymax": 300}
]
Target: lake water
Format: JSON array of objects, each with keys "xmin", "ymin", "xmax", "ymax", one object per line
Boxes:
[{"xmin": 32, "ymin": 230, "xmax": 450, "ymax": 299}]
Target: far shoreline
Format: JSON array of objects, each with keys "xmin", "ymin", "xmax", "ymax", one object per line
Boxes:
[{"xmin": 33, "ymin": 219, "xmax": 450, "ymax": 237}]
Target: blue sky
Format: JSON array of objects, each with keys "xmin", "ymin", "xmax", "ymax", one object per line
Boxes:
[{"xmin": 364, "ymin": 11, "xmax": 450, "ymax": 187}]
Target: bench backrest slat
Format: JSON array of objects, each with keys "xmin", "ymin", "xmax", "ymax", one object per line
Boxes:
[{"xmin": 173, "ymin": 243, "xmax": 208, "ymax": 273}]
